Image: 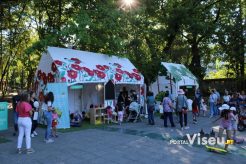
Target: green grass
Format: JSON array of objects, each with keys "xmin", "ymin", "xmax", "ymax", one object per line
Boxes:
[
  {"xmin": 57, "ymin": 120, "xmax": 109, "ymax": 133},
  {"xmin": 0, "ymin": 136, "xmax": 10, "ymax": 144}
]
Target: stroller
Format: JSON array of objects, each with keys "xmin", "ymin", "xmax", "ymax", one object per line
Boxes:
[{"xmin": 127, "ymin": 101, "xmax": 142, "ymax": 122}]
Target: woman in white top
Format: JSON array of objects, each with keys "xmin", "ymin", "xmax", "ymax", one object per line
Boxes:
[{"xmin": 43, "ymin": 92, "xmax": 54, "ymax": 143}]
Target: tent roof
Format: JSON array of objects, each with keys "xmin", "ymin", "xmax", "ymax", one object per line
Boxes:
[
  {"xmin": 161, "ymin": 62, "xmax": 197, "ymax": 82},
  {"xmin": 43, "ymin": 47, "xmax": 143, "ymax": 85}
]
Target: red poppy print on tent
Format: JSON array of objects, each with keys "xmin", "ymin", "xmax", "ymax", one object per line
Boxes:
[
  {"xmin": 83, "ymin": 67, "xmax": 94, "ymax": 76},
  {"xmin": 113, "ymin": 63, "xmax": 122, "ymax": 68},
  {"xmin": 61, "ymin": 77, "xmax": 66, "ymax": 82},
  {"xmin": 103, "ymin": 65, "xmax": 109, "ymax": 70},
  {"xmin": 94, "ymin": 70, "xmax": 106, "ymax": 79},
  {"xmin": 96, "ymin": 65, "xmax": 105, "ymax": 71},
  {"xmin": 116, "ymin": 68, "xmax": 124, "ymax": 74},
  {"xmin": 71, "ymin": 64, "xmax": 81, "ymax": 71},
  {"xmin": 47, "ymin": 73, "xmax": 55, "ymax": 83},
  {"xmin": 42, "ymin": 73, "xmax": 47, "ymax": 84},
  {"xmin": 115, "ymin": 73, "xmax": 122, "ymax": 81},
  {"xmin": 71, "ymin": 58, "xmax": 81, "ymax": 64},
  {"xmin": 124, "ymin": 71, "xmax": 133, "ymax": 78},
  {"xmin": 132, "ymin": 69, "xmax": 139, "ymax": 73},
  {"xmin": 51, "ymin": 63, "xmax": 57, "ymax": 72},
  {"xmin": 67, "ymin": 70, "xmax": 78, "ymax": 79},
  {"xmin": 132, "ymin": 73, "xmax": 141, "ymax": 81},
  {"xmin": 54, "ymin": 60, "xmax": 62, "ymax": 66},
  {"xmin": 37, "ymin": 70, "xmax": 42, "ymax": 79}
]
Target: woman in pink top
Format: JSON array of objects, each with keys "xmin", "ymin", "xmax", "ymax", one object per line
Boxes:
[{"xmin": 16, "ymin": 92, "xmax": 34, "ymax": 154}]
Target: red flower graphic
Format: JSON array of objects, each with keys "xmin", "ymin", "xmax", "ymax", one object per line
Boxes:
[
  {"xmin": 67, "ymin": 70, "xmax": 78, "ymax": 79},
  {"xmin": 103, "ymin": 65, "xmax": 109, "ymax": 70},
  {"xmin": 71, "ymin": 58, "xmax": 81, "ymax": 64},
  {"xmin": 116, "ymin": 68, "xmax": 124, "ymax": 74},
  {"xmin": 124, "ymin": 71, "xmax": 133, "ymax": 78},
  {"xmin": 94, "ymin": 70, "xmax": 106, "ymax": 79},
  {"xmin": 133, "ymin": 69, "xmax": 139, "ymax": 73},
  {"xmin": 71, "ymin": 64, "xmax": 82, "ymax": 71},
  {"xmin": 115, "ymin": 73, "xmax": 122, "ymax": 81},
  {"xmin": 41, "ymin": 73, "xmax": 47, "ymax": 84},
  {"xmin": 51, "ymin": 63, "xmax": 57, "ymax": 72},
  {"xmin": 54, "ymin": 60, "xmax": 62, "ymax": 66},
  {"xmin": 47, "ymin": 73, "xmax": 55, "ymax": 83},
  {"xmin": 114, "ymin": 63, "xmax": 122, "ymax": 68},
  {"xmin": 132, "ymin": 73, "xmax": 141, "ymax": 81},
  {"xmin": 37, "ymin": 70, "xmax": 42, "ymax": 79},
  {"xmin": 96, "ymin": 65, "xmax": 105, "ymax": 71},
  {"xmin": 83, "ymin": 67, "xmax": 94, "ymax": 76},
  {"xmin": 61, "ymin": 77, "xmax": 66, "ymax": 82}
]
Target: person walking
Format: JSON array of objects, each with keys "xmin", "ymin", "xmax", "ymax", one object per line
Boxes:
[
  {"xmin": 146, "ymin": 91, "xmax": 155, "ymax": 125},
  {"xmin": 16, "ymin": 91, "xmax": 34, "ymax": 154},
  {"xmin": 43, "ymin": 92, "xmax": 55, "ymax": 143},
  {"xmin": 195, "ymin": 88, "xmax": 202, "ymax": 116},
  {"xmin": 176, "ymin": 89, "xmax": 189, "ymax": 130},
  {"xmin": 209, "ymin": 89, "xmax": 218, "ymax": 118},
  {"xmin": 162, "ymin": 92, "xmax": 175, "ymax": 127}
]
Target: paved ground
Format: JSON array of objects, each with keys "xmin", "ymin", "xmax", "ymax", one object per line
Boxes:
[{"xmin": 0, "ymin": 113, "xmax": 246, "ymax": 164}]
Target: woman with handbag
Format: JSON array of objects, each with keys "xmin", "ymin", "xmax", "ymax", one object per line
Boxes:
[
  {"xmin": 146, "ymin": 91, "xmax": 155, "ymax": 125},
  {"xmin": 176, "ymin": 89, "xmax": 189, "ymax": 130}
]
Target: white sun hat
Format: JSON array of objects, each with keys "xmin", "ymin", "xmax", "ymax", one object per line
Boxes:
[
  {"xmin": 230, "ymin": 107, "xmax": 236, "ymax": 111},
  {"xmin": 219, "ymin": 104, "xmax": 230, "ymax": 111}
]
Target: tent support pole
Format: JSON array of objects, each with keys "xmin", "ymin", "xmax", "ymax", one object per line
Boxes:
[{"xmin": 170, "ymin": 73, "xmax": 172, "ymax": 94}]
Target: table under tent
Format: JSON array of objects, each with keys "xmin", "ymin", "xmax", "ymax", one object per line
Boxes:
[{"xmin": 35, "ymin": 47, "xmax": 145, "ymax": 128}]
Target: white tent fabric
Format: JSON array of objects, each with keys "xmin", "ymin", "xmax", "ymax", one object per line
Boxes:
[
  {"xmin": 161, "ymin": 62, "xmax": 197, "ymax": 85},
  {"xmin": 36, "ymin": 47, "xmax": 144, "ymax": 86}
]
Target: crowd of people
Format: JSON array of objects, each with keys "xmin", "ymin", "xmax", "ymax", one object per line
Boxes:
[
  {"xmin": 11, "ymin": 86, "xmax": 246, "ymax": 154},
  {"xmin": 12, "ymin": 90, "xmax": 58, "ymax": 154}
]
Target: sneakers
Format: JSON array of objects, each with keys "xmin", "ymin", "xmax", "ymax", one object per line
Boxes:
[
  {"xmin": 181, "ymin": 127, "xmax": 184, "ymax": 131},
  {"xmin": 33, "ymin": 131, "xmax": 38, "ymax": 136},
  {"xmin": 26, "ymin": 148, "xmax": 35, "ymax": 154},
  {"xmin": 31, "ymin": 134, "xmax": 35, "ymax": 138},
  {"xmin": 16, "ymin": 148, "xmax": 22, "ymax": 154},
  {"xmin": 45, "ymin": 139, "xmax": 54, "ymax": 143},
  {"xmin": 184, "ymin": 126, "xmax": 190, "ymax": 130}
]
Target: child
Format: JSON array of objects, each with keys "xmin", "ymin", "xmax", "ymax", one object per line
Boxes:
[
  {"xmin": 201, "ymin": 98, "xmax": 207, "ymax": 117},
  {"xmin": 230, "ymin": 107, "xmax": 238, "ymax": 140},
  {"xmin": 52, "ymin": 110, "xmax": 59, "ymax": 137},
  {"xmin": 217, "ymin": 104, "xmax": 233, "ymax": 151},
  {"xmin": 118, "ymin": 103, "xmax": 124, "ymax": 125},
  {"xmin": 192, "ymin": 98, "xmax": 199, "ymax": 124}
]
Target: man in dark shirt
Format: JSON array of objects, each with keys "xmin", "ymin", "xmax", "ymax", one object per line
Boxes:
[{"xmin": 12, "ymin": 90, "xmax": 21, "ymax": 136}]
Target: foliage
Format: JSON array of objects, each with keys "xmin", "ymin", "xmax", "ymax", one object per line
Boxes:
[
  {"xmin": 0, "ymin": 0, "xmax": 245, "ymax": 97},
  {"xmin": 155, "ymin": 91, "xmax": 165, "ymax": 102}
]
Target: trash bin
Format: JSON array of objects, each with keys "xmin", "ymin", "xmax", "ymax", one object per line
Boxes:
[{"xmin": 0, "ymin": 102, "xmax": 8, "ymax": 131}]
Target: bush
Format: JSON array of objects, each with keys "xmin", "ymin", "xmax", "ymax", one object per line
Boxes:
[{"xmin": 155, "ymin": 91, "xmax": 165, "ymax": 102}]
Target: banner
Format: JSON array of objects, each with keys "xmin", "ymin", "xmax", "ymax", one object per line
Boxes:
[
  {"xmin": 0, "ymin": 102, "xmax": 8, "ymax": 131},
  {"xmin": 46, "ymin": 83, "xmax": 70, "ymax": 129}
]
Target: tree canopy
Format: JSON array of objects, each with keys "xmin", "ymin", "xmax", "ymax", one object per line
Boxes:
[{"xmin": 0, "ymin": 0, "xmax": 245, "ymax": 97}]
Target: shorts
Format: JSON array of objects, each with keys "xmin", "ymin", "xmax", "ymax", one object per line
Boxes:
[
  {"xmin": 219, "ymin": 125, "xmax": 232, "ymax": 131},
  {"xmin": 52, "ymin": 120, "xmax": 58, "ymax": 127},
  {"xmin": 231, "ymin": 122, "xmax": 237, "ymax": 130},
  {"xmin": 118, "ymin": 111, "xmax": 124, "ymax": 122}
]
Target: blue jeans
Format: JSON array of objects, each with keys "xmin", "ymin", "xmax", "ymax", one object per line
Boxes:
[
  {"xmin": 163, "ymin": 112, "xmax": 175, "ymax": 127},
  {"xmin": 147, "ymin": 106, "xmax": 155, "ymax": 125},
  {"xmin": 44, "ymin": 111, "xmax": 52, "ymax": 140},
  {"xmin": 209, "ymin": 102, "xmax": 216, "ymax": 116}
]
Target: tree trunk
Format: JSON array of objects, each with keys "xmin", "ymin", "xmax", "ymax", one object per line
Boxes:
[{"xmin": 189, "ymin": 40, "xmax": 202, "ymax": 80}]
